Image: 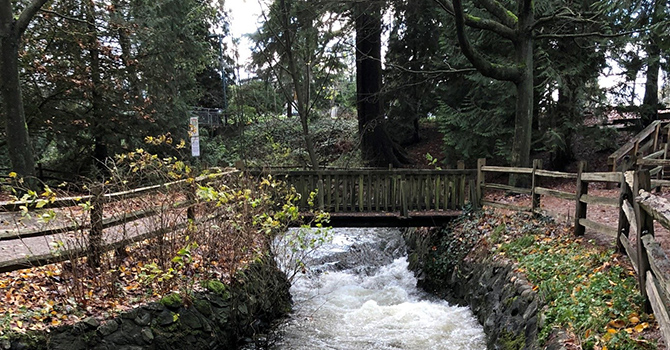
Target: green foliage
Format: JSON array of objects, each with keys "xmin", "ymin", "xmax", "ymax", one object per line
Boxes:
[
  {"xmin": 436, "ymin": 78, "xmax": 516, "ymax": 163},
  {"xmin": 423, "ymin": 213, "xmax": 486, "ymax": 280},
  {"xmin": 217, "ymin": 116, "xmax": 358, "ymax": 168},
  {"xmin": 499, "ymin": 235, "xmax": 653, "ymax": 350},
  {"xmin": 8, "ymin": 0, "xmax": 223, "ymax": 175}
]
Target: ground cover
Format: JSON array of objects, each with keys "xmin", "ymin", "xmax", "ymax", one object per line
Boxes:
[{"xmin": 452, "ymin": 211, "xmax": 661, "ymax": 350}]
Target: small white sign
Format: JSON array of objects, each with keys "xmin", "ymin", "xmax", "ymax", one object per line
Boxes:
[
  {"xmin": 189, "ymin": 117, "xmax": 199, "ymax": 137},
  {"xmin": 191, "ymin": 136, "xmax": 200, "ymax": 157}
]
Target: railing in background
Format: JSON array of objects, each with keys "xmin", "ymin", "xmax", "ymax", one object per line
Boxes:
[{"xmin": 609, "ymin": 120, "xmax": 670, "ymax": 176}]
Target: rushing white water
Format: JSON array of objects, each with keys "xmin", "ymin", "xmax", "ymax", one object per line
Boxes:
[{"xmin": 253, "ymin": 228, "xmax": 486, "ymax": 350}]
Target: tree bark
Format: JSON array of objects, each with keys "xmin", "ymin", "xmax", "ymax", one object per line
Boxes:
[
  {"xmin": 86, "ymin": 0, "xmax": 108, "ymax": 174},
  {"xmin": 510, "ymin": 0, "xmax": 534, "ymax": 170},
  {"xmin": 355, "ymin": 1, "xmax": 408, "ymax": 167},
  {"xmin": 0, "ymin": 0, "xmax": 47, "ymax": 179},
  {"xmin": 641, "ymin": 0, "xmax": 663, "ymax": 126}
]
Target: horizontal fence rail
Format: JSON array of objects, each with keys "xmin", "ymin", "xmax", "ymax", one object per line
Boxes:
[
  {"xmin": 477, "ymin": 156, "xmax": 670, "ymax": 346},
  {"xmin": 0, "ymin": 169, "xmax": 238, "ymax": 272}
]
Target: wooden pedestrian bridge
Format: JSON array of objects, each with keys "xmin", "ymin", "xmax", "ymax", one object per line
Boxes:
[{"xmin": 257, "ymin": 168, "xmax": 476, "ymax": 227}]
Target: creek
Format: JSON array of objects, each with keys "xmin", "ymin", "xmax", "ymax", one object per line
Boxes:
[{"xmin": 244, "ymin": 227, "xmax": 486, "ymax": 350}]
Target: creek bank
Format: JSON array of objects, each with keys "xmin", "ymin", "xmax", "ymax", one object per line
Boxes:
[
  {"xmin": 404, "ymin": 227, "xmax": 567, "ymax": 350},
  {"xmin": 4, "ymin": 258, "xmax": 291, "ymax": 350}
]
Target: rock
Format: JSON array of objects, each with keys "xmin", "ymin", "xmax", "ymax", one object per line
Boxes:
[
  {"xmin": 180, "ymin": 310, "xmax": 202, "ymax": 330},
  {"xmin": 133, "ymin": 309, "xmax": 152, "ymax": 327},
  {"xmin": 157, "ymin": 310, "xmax": 177, "ymax": 327},
  {"xmin": 140, "ymin": 328, "xmax": 154, "ymax": 343},
  {"xmin": 83, "ymin": 317, "xmax": 100, "ymax": 328},
  {"xmin": 97, "ymin": 320, "xmax": 119, "ymax": 336}
]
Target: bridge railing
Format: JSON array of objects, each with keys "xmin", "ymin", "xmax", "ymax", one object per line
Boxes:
[{"xmin": 260, "ymin": 169, "xmax": 477, "ymax": 216}]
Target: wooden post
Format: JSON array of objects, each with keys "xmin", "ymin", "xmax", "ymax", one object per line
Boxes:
[
  {"xmin": 457, "ymin": 161, "xmax": 466, "ymax": 208},
  {"xmin": 187, "ymin": 183, "xmax": 196, "ymax": 221},
  {"xmin": 318, "ymin": 178, "xmax": 325, "ymax": 210},
  {"xmin": 634, "ymin": 169, "xmax": 653, "ymax": 312},
  {"xmin": 653, "ymin": 122, "xmax": 661, "ymax": 152},
  {"xmin": 574, "ymin": 161, "xmax": 588, "ymax": 236},
  {"xmin": 400, "ymin": 178, "xmax": 409, "ymax": 218},
  {"xmin": 89, "ymin": 183, "xmax": 104, "ymax": 267},
  {"xmin": 616, "ymin": 155, "xmax": 635, "ymax": 253},
  {"xmin": 37, "ymin": 163, "xmax": 44, "ymax": 180},
  {"xmin": 531, "ymin": 159, "xmax": 542, "ymax": 214},
  {"xmin": 469, "ymin": 179, "xmax": 478, "ymax": 208},
  {"xmin": 617, "ymin": 175, "xmax": 631, "ymax": 253},
  {"xmin": 476, "ymin": 159, "xmax": 486, "ymax": 209}
]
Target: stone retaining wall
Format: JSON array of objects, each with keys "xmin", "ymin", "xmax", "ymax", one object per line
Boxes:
[
  {"xmin": 404, "ymin": 228, "xmax": 566, "ymax": 350},
  {"xmin": 4, "ymin": 258, "xmax": 291, "ymax": 350}
]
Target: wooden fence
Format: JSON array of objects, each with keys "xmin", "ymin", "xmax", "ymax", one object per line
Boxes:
[
  {"xmin": 609, "ymin": 119, "xmax": 670, "ymax": 176},
  {"xmin": 264, "ymin": 168, "xmax": 476, "ymax": 216},
  {"xmin": 478, "ymin": 158, "xmax": 670, "ymax": 344},
  {"xmin": 0, "ymin": 170, "xmax": 236, "ymax": 272}
]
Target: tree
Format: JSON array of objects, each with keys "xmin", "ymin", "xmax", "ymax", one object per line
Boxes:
[
  {"xmin": 640, "ymin": 0, "xmax": 668, "ymax": 125},
  {"xmin": 434, "ymin": 0, "xmax": 533, "ymax": 170},
  {"xmin": 0, "ymin": 0, "xmax": 49, "ymax": 178},
  {"xmin": 355, "ymin": 1, "xmax": 409, "ymax": 167},
  {"xmin": 251, "ymin": 0, "xmax": 350, "ymax": 169},
  {"xmin": 12, "ymin": 0, "xmax": 221, "ymax": 174}
]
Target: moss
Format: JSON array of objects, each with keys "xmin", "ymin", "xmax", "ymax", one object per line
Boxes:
[
  {"xmin": 499, "ymin": 330, "xmax": 525, "ymax": 350},
  {"xmin": 464, "ymin": 14, "xmax": 482, "ymax": 22},
  {"xmin": 160, "ymin": 293, "xmax": 183, "ymax": 309},
  {"xmin": 201, "ymin": 280, "xmax": 230, "ymax": 299},
  {"xmin": 505, "ymin": 9, "xmax": 519, "ymax": 22}
]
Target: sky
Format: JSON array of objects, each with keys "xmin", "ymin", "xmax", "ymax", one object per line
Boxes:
[{"xmin": 224, "ymin": 0, "xmax": 266, "ymax": 79}]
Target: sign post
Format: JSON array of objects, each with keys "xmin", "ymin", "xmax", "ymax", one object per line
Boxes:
[{"xmin": 190, "ymin": 117, "xmax": 200, "ymax": 157}]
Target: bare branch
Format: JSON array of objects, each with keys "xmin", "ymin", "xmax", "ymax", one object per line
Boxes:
[
  {"xmin": 40, "ymin": 9, "xmax": 95, "ymax": 25},
  {"xmin": 534, "ymin": 29, "xmax": 642, "ymax": 39},
  {"xmin": 385, "ymin": 62, "xmax": 478, "ymax": 75}
]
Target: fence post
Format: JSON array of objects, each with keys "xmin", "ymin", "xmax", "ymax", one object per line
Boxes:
[
  {"xmin": 318, "ymin": 177, "xmax": 325, "ymax": 211},
  {"xmin": 187, "ymin": 182, "xmax": 196, "ymax": 221},
  {"xmin": 476, "ymin": 158, "xmax": 486, "ymax": 209},
  {"xmin": 89, "ymin": 183, "xmax": 104, "ymax": 268},
  {"xmin": 574, "ymin": 161, "xmax": 588, "ymax": 236},
  {"xmin": 400, "ymin": 177, "xmax": 409, "ymax": 218},
  {"xmin": 634, "ymin": 169, "xmax": 653, "ymax": 312},
  {"xmin": 457, "ymin": 160, "xmax": 466, "ymax": 208},
  {"xmin": 617, "ymin": 156, "xmax": 635, "ymax": 253},
  {"xmin": 531, "ymin": 159, "xmax": 542, "ymax": 214}
]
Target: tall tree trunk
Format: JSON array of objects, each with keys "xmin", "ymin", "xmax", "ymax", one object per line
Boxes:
[
  {"xmin": 0, "ymin": 2, "xmax": 36, "ymax": 179},
  {"xmin": 86, "ymin": 0, "xmax": 108, "ymax": 175},
  {"xmin": 510, "ymin": 0, "xmax": 534, "ymax": 171},
  {"xmin": 355, "ymin": 1, "xmax": 407, "ymax": 167},
  {"xmin": 279, "ymin": 0, "xmax": 319, "ymax": 170},
  {"xmin": 640, "ymin": 0, "xmax": 663, "ymax": 127}
]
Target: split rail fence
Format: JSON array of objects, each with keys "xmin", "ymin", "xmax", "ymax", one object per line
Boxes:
[
  {"xmin": 0, "ymin": 170, "xmax": 236, "ymax": 273},
  {"xmin": 477, "ymin": 157, "xmax": 670, "ymax": 344}
]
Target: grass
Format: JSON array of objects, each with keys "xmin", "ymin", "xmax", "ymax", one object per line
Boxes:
[{"xmin": 498, "ymin": 226, "xmax": 656, "ymax": 350}]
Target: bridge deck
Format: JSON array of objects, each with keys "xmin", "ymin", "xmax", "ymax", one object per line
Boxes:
[{"xmin": 298, "ymin": 210, "xmax": 462, "ymax": 227}]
